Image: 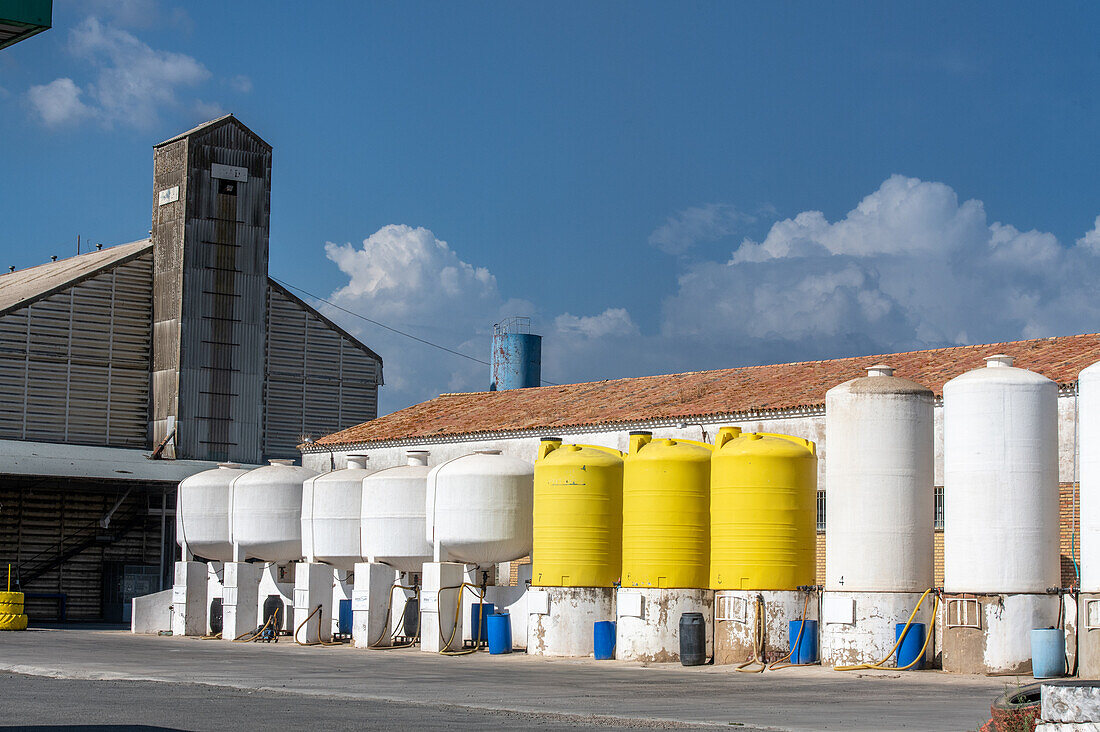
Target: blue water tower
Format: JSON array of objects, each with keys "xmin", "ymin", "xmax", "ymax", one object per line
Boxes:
[{"xmin": 490, "ymin": 317, "xmax": 542, "ymax": 391}]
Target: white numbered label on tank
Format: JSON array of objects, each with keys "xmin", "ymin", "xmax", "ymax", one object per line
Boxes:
[
  {"xmin": 172, "ymin": 586, "xmax": 187, "ymax": 605},
  {"xmin": 821, "ymin": 595, "xmax": 855, "ymax": 625},
  {"xmin": 618, "ymin": 592, "xmax": 644, "ymax": 619},
  {"xmin": 528, "ymin": 590, "xmax": 550, "ymax": 615},
  {"xmin": 222, "ymin": 587, "xmax": 238, "ymax": 607},
  {"xmin": 293, "ymin": 589, "xmax": 309, "ymax": 609},
  {"xmin": 421, "ymin": 593, "xmax": 438, "ymax": 613},
  {"xmin": 351, "ymin": 590, "xmax": 371, "ymax": 611}
]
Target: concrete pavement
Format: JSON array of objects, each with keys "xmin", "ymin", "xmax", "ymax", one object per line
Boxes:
[{"xmin": 0, "ymin": 628, "xmax": 1014, "ymax": 730}]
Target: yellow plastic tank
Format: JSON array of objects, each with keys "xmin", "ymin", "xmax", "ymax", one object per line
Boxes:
[
  {"xmin": 622, "ymin": 432, "xmax": 713, "ymax": 589},
  {"xmin": 533, "ymin": 438, "xmax": 623, "ymax": 587},
  {"xmin": 710, "ymin": 426, "xmax": 817, "ymax": 590}
]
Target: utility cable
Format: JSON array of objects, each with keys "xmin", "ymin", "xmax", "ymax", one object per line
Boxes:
[{"xmin": 271, "ymin": 276, "xmax": 559, "ymax": 386}]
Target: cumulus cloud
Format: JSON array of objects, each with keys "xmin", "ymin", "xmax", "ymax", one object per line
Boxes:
[
  {"xmin": 27, "ymin": 78, "xmax": 90, "ymax": 126},
  {"xmin": 321, "ymin": 178, "xmax": 1100, "ymax": 414},
  {"xmin": 649, "ymin": 203, "xmax": 754, "ymax": 255},
  {"xmin": 26, "ymin": 16, "xmax": 217, "ymax": 128},
  {"xmin": 662, "ymin": 175, "xmax": 1100, "ymax": 363},
  {"xmin": 227, "ymin": 75, "xmax": 253, "ymax": 93}
]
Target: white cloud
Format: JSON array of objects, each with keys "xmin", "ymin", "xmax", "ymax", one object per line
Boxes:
[
  {"xmin": 27, "ymin": 78, "xmax": 90, "ymax": 126},
  {"xmin": 1078, "ymin": 216, "xmax": 1100, "ymax": 254},
  {"xmin": 649, "ymin": 203, "xmax": 754, "ymax": 255},
  {"xmin": 228, "ymin": 74, "xmax": 253, "ymax": 94},
  {"xmin": 27, "ymin": 16, "xmax": 211, "ymax": 128},
  {"xmin": 320, "ymin": 179, "xmax": 1100, "ymax": 415}
]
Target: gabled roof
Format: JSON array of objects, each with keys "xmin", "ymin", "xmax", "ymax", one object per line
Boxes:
[
  {"xmin": 311, "ymin": 333, "xmax": 1100, "ymax": 449},
  {"xmin": 268, "ymin": 278, "xmax": 384, "ymax": 369},
  {"xmin": 0, "ymin": 239, "xmax": 152, "ymax": 316},
  {"xmin": 154, "ymin": 113, "xmax": 272, "ymax": 150}
]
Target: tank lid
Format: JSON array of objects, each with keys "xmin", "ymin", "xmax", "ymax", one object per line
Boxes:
[
  {"xmin": 217, "ymin": 462, "xmax": 241, "ymax": 469},
  {"xmin": 628, "ymin": 430, "xmax": 652, "ymax": 436},
  {"xmin": 866, "ymin": 364, "xmax": 894, "ymax": 377},
  {"xmin": 405, "ymin": 450, "xmax": 429, "ymax": 466},
  {"xmin": 346, "ymin": 454, "xmax": 369, "ymax": 469},
  {"xmin": 475, "ymin": 449, "xmax": 502, "ymax": 455},
  {"xmin": 269, "ymin": 459, "xmax": 295, "ymax": 466},
  {"xmin": 985, "ymin": 354, "xmax": 1014, "ymax": 368},
  {"xmin": 540, "ymin": 436, "xmax": 562, "ymax": 442}
]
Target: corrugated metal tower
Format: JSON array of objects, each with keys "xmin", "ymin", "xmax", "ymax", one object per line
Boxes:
[
  {"xmin": 490, "ymin": 316, "xmax": 541, "ymax": 391},
  {"xmin": 151, "ymin": 115, "xmax": 271, "ymax": 463}
]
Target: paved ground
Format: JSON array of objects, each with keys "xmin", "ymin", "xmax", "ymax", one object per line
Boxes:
[{"xmin": 0, "ymin": 627, "xmax": 1015, "ymax": 730}]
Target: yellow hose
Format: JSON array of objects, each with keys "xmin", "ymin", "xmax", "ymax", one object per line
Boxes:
[
  {"xmin": 736, "ymin": 595, "xmax": 767, "ymax": 673},
  {"xmin": 833, "ymin": 589, "xmax": 937, "ymax": 671},
  {"xmin": 769, "ymin": 591, "xmax": 815, "ymax": 670},
  {"xmin": 233, "ymin": 610, "xmax": 277, "ymax": 642},
  {"xmin": 438, "ymin": 582, "xmax": 485, "ymax": 656},
  {"xmin": 368, "ymin": 583, "xmax": 419, "ymax": 649},
  {"xmin": 294, "ymin": 605, "xmax": 343, "ymax": 646}
]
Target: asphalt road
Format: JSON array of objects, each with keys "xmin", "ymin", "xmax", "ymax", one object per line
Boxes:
[{"xmin": 0, "ymin": 627, "xmax": 1013, "ymax": 730}]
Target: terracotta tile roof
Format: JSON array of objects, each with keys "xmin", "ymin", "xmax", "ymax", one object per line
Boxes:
[{"xmin": 311, "ymin": 333, "xmax": 1100, "ymax": 448}]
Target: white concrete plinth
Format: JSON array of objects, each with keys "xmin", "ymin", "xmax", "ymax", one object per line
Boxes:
[
  {"xmin": 1042, "ymin": 682, "xmax": 1100, "ymax": 724},
  {"xmin": 293, "ymin": 562, "xmax": 334, "ymax": 644},
  {"xmin": 820, "ymin": 591, "xmax": 933, "ymax": 668},
  {"xmin": 615, "ymin": 588, "xmax": 714, "ymax": 663},
  {"xmin": 714, "ymin": 590, "xmax": 817, "ymax": 665},
  {"xmin": 170, "ymin": 561, "xmax": 207, "ymax": 637},
  {"xmin": 222, "ymin": 562, "xmax": 262, "ymax": 641},
  {"xmin": 421, "ymin": 562, "xmax": 465, "ymax": 653},
  {"xmin": 942, "ymin": 592, "xmax": 1060, "ymax": 674},
  {"xmin": 528, "ymin": 586, "xmax": 614, "ymax": 657},
  {"xmin": 352, "ymin": 562, "xmax": 398, "ymax": 648}
]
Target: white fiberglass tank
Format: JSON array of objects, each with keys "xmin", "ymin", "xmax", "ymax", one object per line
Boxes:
[
  {"xmin": 426, "ymin": 450, "xmax": 534, "ymax": 568},
  {"xmin": 944, "ymin": 355, "xmax": 1059, "ymax": 594},
  {"xmin": 176, "ymin": 462, "xmax": 248, "ymax": 562},
  {"xmin": 230, "ymin": 459, "xmax": 318, "ymax": 562},
  {"xmin": 301, "ymin": 455, "xmax": 373, "ymax": 571},
  {"xmin": 1081, "ymin": 361, "xmax": 1100, "ymax": 592},
  {"xmin": 360, "ymin": 451, "xmax": 434, "ymax": 573},
  {"xmin": 825, "ymin": 365, "xmax": 934, "ymax": 592}
]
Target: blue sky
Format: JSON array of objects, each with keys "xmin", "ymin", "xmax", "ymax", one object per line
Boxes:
[{"xmin": 2, "ymin": 2, "xmax": 1098, "ymax": 413}]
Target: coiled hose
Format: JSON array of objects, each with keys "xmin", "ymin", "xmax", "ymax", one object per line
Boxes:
[
  {"xmin": 294, "ymin": 605, "xmax": 343, "ymax": 646},
  {"xmin": 369, "ymin": 583, "xmax": 420, "ymax": 649},
  {"xmin": 233, "ymin": 609, "xmax": 278, "ymax": 642},
  {"xmin": 736, "ymin": 595, "xmax": 768, "ymax": 673},
  {"xmin": 437, "ymin": 582, "xmax": 486, "ymax": 656},
  {"xmin": 834, "ymin": 588, "xmax": 938, "ymax": 671}
]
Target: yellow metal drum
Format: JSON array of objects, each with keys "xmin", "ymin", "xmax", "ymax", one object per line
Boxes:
[
  {"xmin": 622, "ymin": 432, "xmax": 713, "ymax": 589},
  {"xmin": 533, "ymin": 439, "xmax": 623, "ymax": 587},
  {"xmin": 710, "ymin": 426, "xmax": 817, "ymax": 590}
]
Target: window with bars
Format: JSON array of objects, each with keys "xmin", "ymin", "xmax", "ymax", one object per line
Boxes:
[
  {"xmin": 934, "ymin": 486, "xmax": 945, "ymax": 530},
  {"xmin": 816, "ymin": 490, "xmax": 826, "ymax": 532}
]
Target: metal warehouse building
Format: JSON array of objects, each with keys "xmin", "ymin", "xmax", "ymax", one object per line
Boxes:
[
  {"xmin": 303, "ymin": 334, "xmax": 1100, "ymax": 588},
  {"xmin": 0, "ymin": 115, "xmax": 383, "ymax": 621}
]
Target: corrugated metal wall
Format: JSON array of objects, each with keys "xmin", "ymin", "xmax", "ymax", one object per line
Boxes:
[
  {"xmin": 263, "ymin": 284, "xmax": 381, "ymax": 458},
  {"xmin": 0, "ymin": 477, "xmax": 172, "ymax": 620},
  {"xmin": 0, "ymin": 254, "xmax": 153, "ymax": 448}
]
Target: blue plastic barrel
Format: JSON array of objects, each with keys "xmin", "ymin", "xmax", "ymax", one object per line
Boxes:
[
  {"xmin": 1031, "ymin": 628, "xmax": 1066, "ymax": 678},
  {"xmin": 896, "ymin": 622, "xmax": 926, "ymax": 669},
  {"xmin": 471, "ymin": 602, "xmax": 494, "ymax": 644},
  {"xmin": 487, "ymin": 613, "xmax": 512, "ymax": 654},
  {"xmin": 338, "ymin": 599, "xmax": 353, "ymax": 635},
  {"xmin": 789, "ymin": 619, "xmax": 818, "ymax": 664},
  {"xmin": 594, "ymin": 621, "xmax": 615, "ymax": 660}
]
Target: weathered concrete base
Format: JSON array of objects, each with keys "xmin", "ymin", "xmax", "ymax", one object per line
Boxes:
[
  {"xmin": 421, "ymin": 562, "xmax": 466, "ymax": 653},
  {"xmin": 820, "ymin": 591, "xmax": 933, "ymax": 668},
  {"xmin": 714, "ymin": 590, "xmax": 817, "ymax": 665},
  {"xmin": 615, "ymin": 588, "xmax": 714, "ymax": 663},
  {"xmin": 942, "ymin": 592, "xmax": 1060, "ymax": 674},
  {"xmin": 527, "ymin": 586, "xmax": 614, "ymax": 657},
  {"xmin": 222, "ymin": 562, "xmax": 262, "ymax": 641},
  {"xmin": 293, "ymin": 562, "xmax": 334, "ymax": 644},
  {"xmin": 352, "ymin": 562, "xmax": 398, "ymax": 648},
  {"xmin": 169, "ymin": 561, "xmax": 207, "ymax": 637},
  {"xmin": 1041, "ymin": 681, "xmax": 1100, "ymax": 725}
]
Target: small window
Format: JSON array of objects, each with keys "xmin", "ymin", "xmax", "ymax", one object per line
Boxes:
[
  {"xmin": 816, "ymin": 490, "xmax": 826, "ymax": 532},
  {"xmin": 934, "ymin": 486, "xmax": 945, "ymax": 530}
]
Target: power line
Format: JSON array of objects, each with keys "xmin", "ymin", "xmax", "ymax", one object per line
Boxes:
[{"xmin": 272, "ymin": 276, "xmax": 559, "ymax": 386}]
